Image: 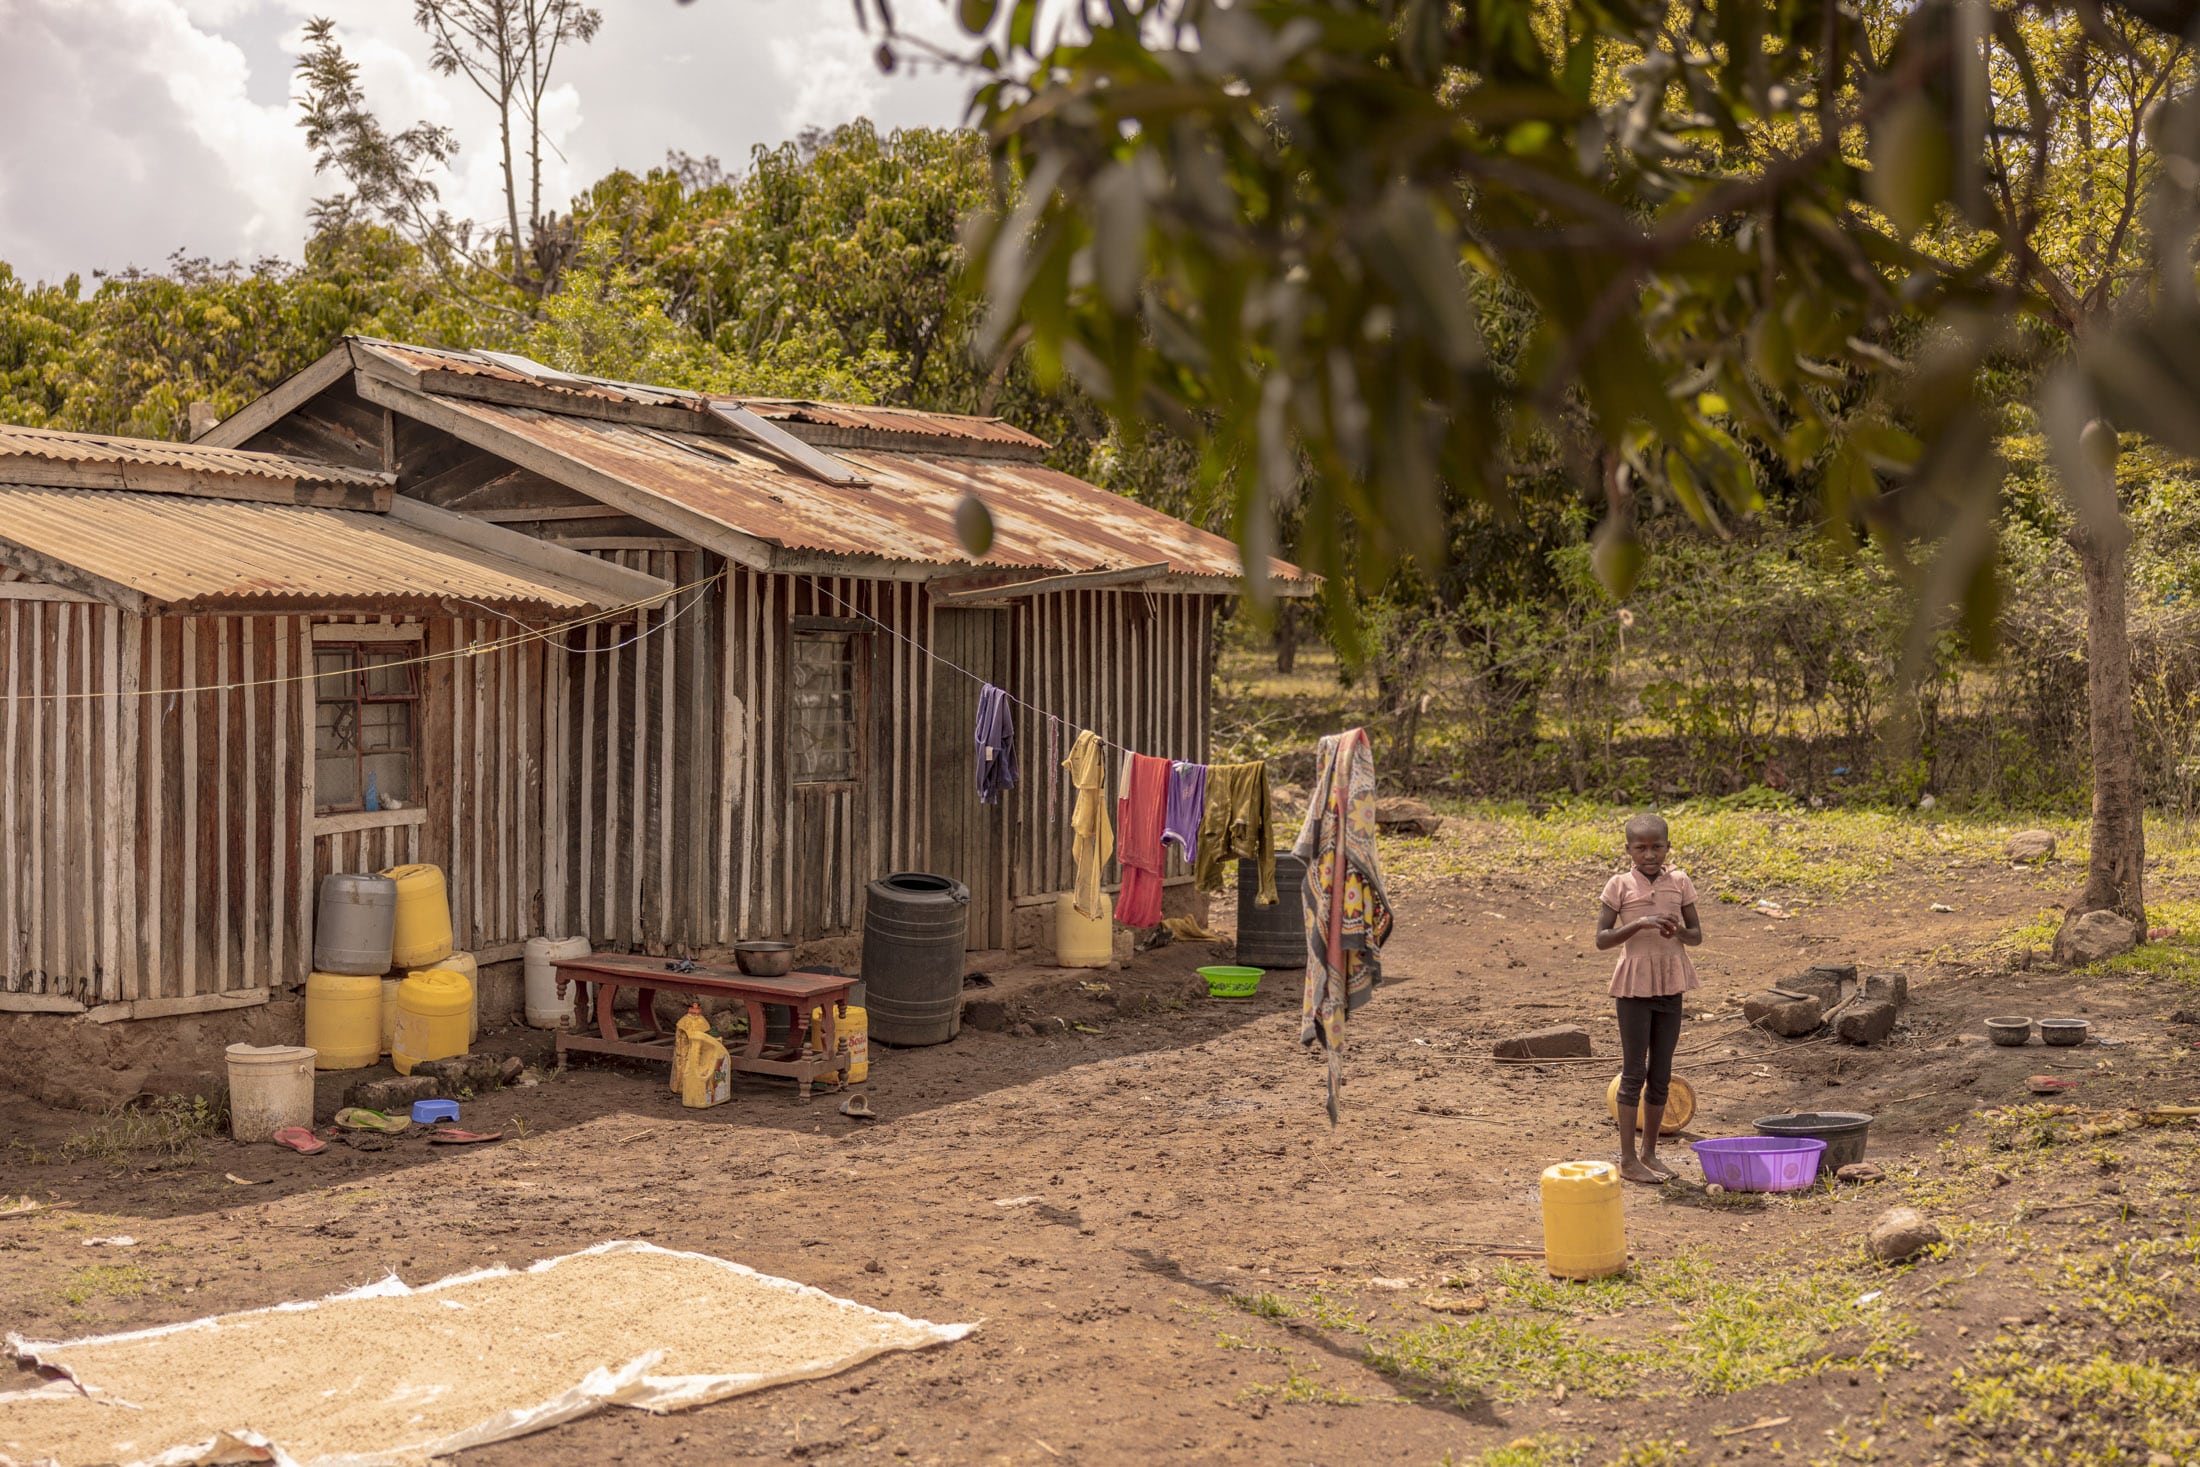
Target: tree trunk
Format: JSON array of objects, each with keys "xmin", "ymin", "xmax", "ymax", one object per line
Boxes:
[
  {"xmin": 1274, "ymin": 602, "xmax": 1298, "ymax": 674},
  {"xmin": 2073, "ymin": 515, "xmax": 2146, "ymax": 927}
]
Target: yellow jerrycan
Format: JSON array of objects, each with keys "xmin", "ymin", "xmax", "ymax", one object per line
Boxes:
[
  {"xmin": 673, "ymin": 1004, "xmax": 732, "ymax": 1108},
  {"xmin": 391, "ymin": 968, "xmax": 471, "ymax": 1075},
  {"xmin": 381, "ymin": 863, "xmax": 455, "ymax": 969},
  {"xmin": 304, "ymin": 972, "xmax": 382, "ymax": 1070},
  {"xmin": 1540, "ymin": 1160, "xmax": 1628, "ymax": 1280},
  {"xmin": 810, "ymin": 986, "xmax": 869, "ymax": 1084}
]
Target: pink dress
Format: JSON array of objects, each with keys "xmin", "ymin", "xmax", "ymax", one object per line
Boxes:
[{"xmin": 1600, "ymin": 866, "xmax": 1700, "ymax": 998}]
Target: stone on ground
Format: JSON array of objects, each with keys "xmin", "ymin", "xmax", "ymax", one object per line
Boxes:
[
  {"xmin": 1836, "ymin": 998, "xmax": 1899, "ymax": 1046},
  {"xmin": 1807, "ymin": 961, "xmax": 1859, "ymax": 985},
  {"xmin": 342, "ymin": 1075, "xmax": 440, "ymax": 1112},
  {"xmin": 961, "ymin": 998, "xmax": 1011, "ymax": 1033},
  {"xmin": 1867, "ymin": 1206, "xmax": 1945, "ymax": 1264},
  {"xmin": 1862, "ymin": 970, "xmax": 1909, "ymax": 1007},
  {"xmin": 2053, "ymin": 908, "xmax": 2140, "ymax": 967},
  {"xmin": 1741, "ymin": 992, "xmax": 1824, "ymax": 1037},
  {"xmin": 2006, "ymin": 829, "xmax": 2057, "ymax": 864},
  {"xmin": 1778, "ymin": 970, "xmax": 1845, "ymax": 1007},
  {"xmin": 1492, "ymin": 1024, "xmax": 1593, "ymax": 1059},
  {"xmin": 1372, "ymin": 797, "xmax": 1446, "ymax": 837},
  {"xmin": 411, "ymin": 1054, "xmax": 506, "ymax": 1097},
  {"xmin": 1836, "ymin": 1162, "xmax": 1886, "ymax": 1184}
]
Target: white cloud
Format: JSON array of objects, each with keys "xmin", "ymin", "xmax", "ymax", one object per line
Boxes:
[{"xmin": 0, "ymin": 0, "xmax": 976, "ymax": 285}]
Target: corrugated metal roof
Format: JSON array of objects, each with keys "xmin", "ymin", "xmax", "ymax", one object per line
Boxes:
[
  {"xmin": 415, "ymin": 396, "xmax": 1306, "ymax": 582},
  {"xmin": 0, "ymin": 423, "xmax": 389, "ymax": 487},
  {"xmin": 354, "ymin": 339, "xmax": 1050, "ymax": 451},
  {"xmin": 0, "ymin": 486, "xmax": 638, "ymax": 611}
]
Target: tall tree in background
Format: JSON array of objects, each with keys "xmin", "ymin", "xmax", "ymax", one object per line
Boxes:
[{"xmin": 296, "ymin": 2, "xmax": 600, "ymax": 307}]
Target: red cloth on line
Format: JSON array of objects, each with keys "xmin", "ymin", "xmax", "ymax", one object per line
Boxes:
[{"xmin": 1116, "ymin": 752, "xmax": 1172, "ymax": 928}]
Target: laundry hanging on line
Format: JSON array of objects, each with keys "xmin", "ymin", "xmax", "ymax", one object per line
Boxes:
[
  {"xmin": 1063, "ymin": 729, "xmax": 1114, "ymax": 920},
  {"xmin": 1163, "ymin": 761, "xmax": 1207, "ymax": 866},
  {"xmin": 1193, "ymin": 761, "xmax": 1277, "ymax": 904},
  {"xmin": 1297, "ymin": 727, "xmax": 1392, "ymax": 1126},
  {"xmin": 1116, "ymin": 752, "xmax": 1173, "ymax": 928},
  {"xmin": 973, "ymin": 683, "xmax": 1017, "ymax": 804}
]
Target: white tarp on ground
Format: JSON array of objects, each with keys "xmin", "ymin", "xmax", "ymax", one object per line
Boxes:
[{"xmin": 0, "ymin": 1240, "xmax": 976, "ymax": 1467}]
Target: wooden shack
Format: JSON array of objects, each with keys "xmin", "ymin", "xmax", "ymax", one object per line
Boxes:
[
  {"xmin": 0, "ymin": 424, "xmax": 669, "ymax": 1033},
  {"xmin": 201, "ymin": 338, "xmax": 1310, "ymax": 956}
]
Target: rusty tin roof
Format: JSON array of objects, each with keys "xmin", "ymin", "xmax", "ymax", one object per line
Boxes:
[
  {"xmin": 413, "ymin": 394, "xmax": 1303, "ymax": 583},
  {"xmin": 0, "ymin": 487, "xmax": 654, "ymax": 613},
  {"xmin": 0, "ymin": 422, "xmax": 389, "ymax": 487}
]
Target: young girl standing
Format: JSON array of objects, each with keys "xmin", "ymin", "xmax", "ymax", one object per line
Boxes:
[{"xmin": 1594, "ymin": 813, "xmax": 1703, "ymax": 1184}]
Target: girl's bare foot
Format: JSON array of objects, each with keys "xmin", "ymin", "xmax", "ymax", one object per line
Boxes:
[
  {"xmin": 1617, "ymin": 1154, "xmax": 1663, "ymax": 1184},
  {"xmin": 1639, "ymin": 1152, "xmax": 1675, "ymax": 1181}
]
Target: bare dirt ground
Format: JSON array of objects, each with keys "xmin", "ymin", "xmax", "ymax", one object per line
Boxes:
[{"xmin": 4, "ymin": 817, "xmax": 2197, "ymax": 1466}]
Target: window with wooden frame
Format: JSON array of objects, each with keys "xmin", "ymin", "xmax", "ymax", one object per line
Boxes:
[
  {"xmin": 313, "ymin": 642, "xmax": 422, "ymax": 814},
  {"xmin": 789, "ymin": 630, "xmax": 864, "ymax": 784}
]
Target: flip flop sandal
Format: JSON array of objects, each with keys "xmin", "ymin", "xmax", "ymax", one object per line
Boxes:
[
  {"xmin": 839, "ymin": 1093, "xmax": 877, "ymax": 1119},
  {"xmin": 425, "ymin": 1128, "xmax": 502, "ymax": 1145},
  {"xmin": 333, "ymin": 1108, "xmax": 412, "ymax": 1136},
  {"xmin": 272, "ymin": 1127, "xmax": 326, "ymax": 1155},
  {"xmin": 2027, "ymin": 1075, "xmax": 2077, "ymax": 1094}
]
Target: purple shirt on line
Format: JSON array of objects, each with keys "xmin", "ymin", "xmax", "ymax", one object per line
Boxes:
[
  {"xmin": 975, "ymin": 684, "xmax": 1018, "ymax": 803},
  {"xmin": 1163, "ymin": 761, "xmax": 1207, "ymax": 864}
]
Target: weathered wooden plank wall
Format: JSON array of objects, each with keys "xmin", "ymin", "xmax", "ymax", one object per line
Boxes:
[{"xmin": 1005, "ymin": 589, "xmax": 1215, "ymax": 906}]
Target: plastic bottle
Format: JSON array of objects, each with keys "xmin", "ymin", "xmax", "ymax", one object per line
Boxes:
[{"xmin": 673, "ymin": 1004, "xmax": 731, "ymax": 1108}]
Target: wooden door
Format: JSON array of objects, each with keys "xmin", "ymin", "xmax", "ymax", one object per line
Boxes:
[{"xmin": 927, "ymin": 607, "xmax": 1008, "ymax": 949}]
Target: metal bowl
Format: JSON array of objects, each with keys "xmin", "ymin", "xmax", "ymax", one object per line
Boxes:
[
  {"xmin": 734, "ymin": 941, "xmax": 795, "ymax": 977},
  {"xmin": 2039, "ymin": 1018, "xmax": 2091, "ymax": 1047},
  {"xmin": 1985, "ymin": 1016, "xmax": 2033, "ymax": 1047}
]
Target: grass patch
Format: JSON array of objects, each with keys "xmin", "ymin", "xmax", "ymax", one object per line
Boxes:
[
  {"xmin": 1360, "ymin": 1253, "xmax": 1913, "ymax": 1407},
  {"xmin": 1944, "ymin": 1352, "xmax": 2200, "ymax": 1466},
  {"xmin": 60, "ymin": 1095, "xmax": 224, "ymax": 1166},
  {"xmin": 1381, "ymin": 800, "xmax": 2095, "ymax": 901},
  {"xmin": 1230, "ymin": 1291, "xmax": 1290, "ymax": 1320},
  {"xmin": 60, "ymin": 1263, "xmax": 161, "ymax": 1307},
  {"xmin": 1241, "ymin": 1362, "xmax": 1364, "ymax": 1407},
  {"xmin": 1442, "ymin": 1437, "xmax": 1696, "ymax": 1467}
]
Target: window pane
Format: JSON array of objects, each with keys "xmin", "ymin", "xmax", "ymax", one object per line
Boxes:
[
  {"xmin": 358, "ymin": 701, "xmax": 412, "ymax": 752},
  {"xmin": 317, "ymin": 755, "xmax": 359, "ymax": 810},
  {"xmin": 363, "ymin": 651, "xmax": 413, "ymax": 698},
  {"xmin": 314, "ymin": 649, "xmax": 355, "ymax": 700},
  {"xmin": 790, "ymin": 633, "xmax": 856, "ymax": 782},
  {"xmin": 362, "ymin": 751, "xmax": 412, "ymax": 805}
]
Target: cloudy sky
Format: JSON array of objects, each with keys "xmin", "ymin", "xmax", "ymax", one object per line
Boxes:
[{"xmin": 0, "ymin": 0, "xmax": 976, "ymax": 286}]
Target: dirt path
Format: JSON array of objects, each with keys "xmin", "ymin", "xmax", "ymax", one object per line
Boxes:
[{"xmin": 3, "ymin": 832, "xmax": 2193, "ymax": 1466}]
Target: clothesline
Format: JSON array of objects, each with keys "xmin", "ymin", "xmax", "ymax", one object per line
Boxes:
[{"xmin": 808, "ymin": 582, "xmax": 1167, "ymax": 763}]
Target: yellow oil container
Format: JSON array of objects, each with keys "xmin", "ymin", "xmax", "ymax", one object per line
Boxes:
[
  {"xmin": 1540, "ymin": 1160, "xmax": 1627, "ymax": 1280},
  {"xmin": 424, "ymin": 950, "xmax": 480, "ymax": 1042},
  {"xmin": 673, "ymin": 1005, "xmax": 732, "ymax": 1107},
  {"xmin": 1604, "ymin": 1073, "xmax": 1696, "ymax": 1135},
  {"xmin": 811, "ymin": 997, "xmax": 869, "ymax": 1084},
  {"xmin": 379, "ymin": 975, "xmax": 401, "ymax": 1056},
  {"xmin": 391, "ymin": 968, "xmax": 471, "ymax": 1075},
  {"xmin": 381, "ymin": 863, "xmax": 454, "ymax": 969},
  {"xmin": 303, "ymin": 972, "xmax": 382, "ymax": 1070},
  {"xmin": 1056, "ymin": 890, "xmax": 1113, "ymax": 967}
]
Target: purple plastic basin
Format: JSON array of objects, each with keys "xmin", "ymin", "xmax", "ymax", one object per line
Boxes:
[{"xmin": 1692, "ymin": 1136, "xmax": 1827, "ymax": 1193}]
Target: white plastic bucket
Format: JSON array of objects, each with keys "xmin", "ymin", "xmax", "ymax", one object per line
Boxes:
[
  {"xmin": 225, "ymin": 1043, "xmax": 316, "ymax": 1143},
  {"xmin": 523, "ymin": 935, "xmax": 591, "ymax": 1028}
]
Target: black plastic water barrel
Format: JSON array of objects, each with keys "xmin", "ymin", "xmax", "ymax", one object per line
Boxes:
[
  {"xmin": 862, "ymin": 872, "xmax": 970, "ymax": 1046},
  {"xmin": 1235, "ymin": 853, "xmax": 1307, "ymax": 968}
]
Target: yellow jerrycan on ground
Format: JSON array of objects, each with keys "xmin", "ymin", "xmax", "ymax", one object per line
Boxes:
[
  {"xmin": 1540, "ymin": 1160, "xmax": 1628, "ymax": 1280},
  {"xmin": 810, "ymin": 983, "xmax": 869, "ymax": 1084},
  {"xmin": 391, "ymin": 968, "xmax": 471, "ymax": 1076},
  {"xmin": 304, "ymin": 972, "xmax": 381, "ymax": 1070},
  {"xmin": 381, "ymin": 863, "xmax": 455, "ymax": 969},
  {"xmin": 673, "ymin": 1004, "xmax": 732, "ymax": 1108}
]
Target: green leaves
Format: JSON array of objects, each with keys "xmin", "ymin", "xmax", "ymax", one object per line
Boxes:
[{"xmin": 1865, "ymin": 94, "xmax": 1953, "ymax": 240}]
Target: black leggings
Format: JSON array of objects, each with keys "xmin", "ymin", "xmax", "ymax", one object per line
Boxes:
[{"xmin": 1616, "ymin": 993, "xmax": 1684, "ymax": 1110}]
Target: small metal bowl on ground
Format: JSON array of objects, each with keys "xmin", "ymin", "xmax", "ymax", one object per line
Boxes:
[
  {"xmin": 1985, "ymin": 1016, "xmax": 2034, "ymax": 1047},
  {"xmin": 2040, "ymin": 1018, "xmax": 2092, "ymax": 1047},
  {"xmin": 734, "ymin": 941, "xmax": 796, "ymax": 977}
]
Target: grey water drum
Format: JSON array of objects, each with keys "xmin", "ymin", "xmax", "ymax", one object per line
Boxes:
[
  {"xmin": 862, "ymin": 872, "xmax": 970, "ymax": 1046},
  {"xmin": 1235, "ymin": 853, "xmax": 1307, "ymax": 969},
  {"xmin": 314, "ymin": 872, "xmax": 398, "ymax": 975}
]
